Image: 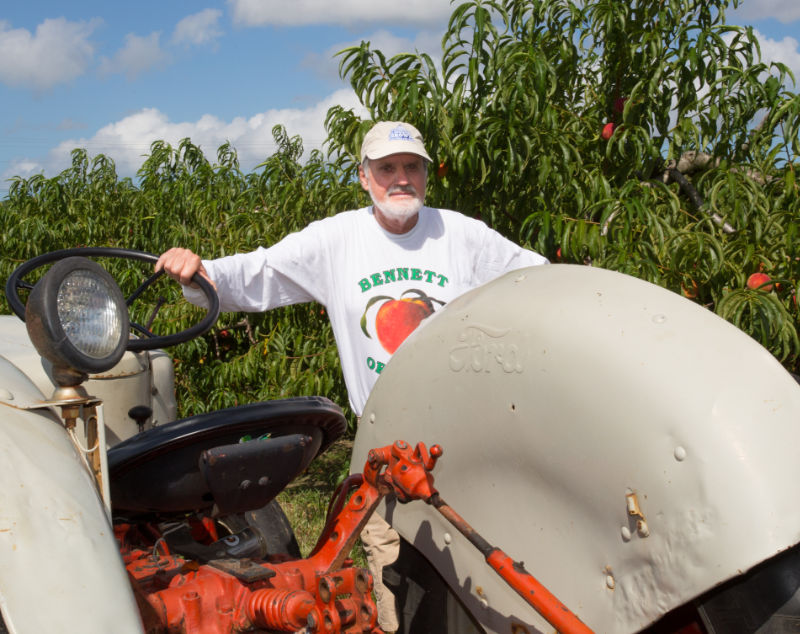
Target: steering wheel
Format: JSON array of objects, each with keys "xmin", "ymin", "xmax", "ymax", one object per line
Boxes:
[{"xmin": 4, "ymin": 247, "xmax": 220, "ymax": 351}]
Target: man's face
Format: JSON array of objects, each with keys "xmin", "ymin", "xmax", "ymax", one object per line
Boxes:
[{"xmin": 359, "ymin": 153, "xmax": 427, "ymax": 228}]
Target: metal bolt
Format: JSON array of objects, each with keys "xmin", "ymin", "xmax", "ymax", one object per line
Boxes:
[
  {"xmin": 355, "ymin": 570, "xmax": 370, "ymax": 594},
  {"xmin": 319, "ymin": 578, "xmax": 332, "ymax": 604}
]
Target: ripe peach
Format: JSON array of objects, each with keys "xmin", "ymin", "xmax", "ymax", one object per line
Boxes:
[
  {"xmin": 601, "ymin": 122, "xmax": 615, "ymax": 140},
  {"xmin": 747, "ymin": 272, "xmax": 773, "ymax": 291}
]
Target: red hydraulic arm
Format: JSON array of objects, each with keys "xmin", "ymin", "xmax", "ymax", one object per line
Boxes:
[
  {"xmin": 362, "ymin": 440, "xmax": 594, "ymax": 634},
  {"xmin": 118, "ymin": 439, "xmax": 593, "ymax": 633}
]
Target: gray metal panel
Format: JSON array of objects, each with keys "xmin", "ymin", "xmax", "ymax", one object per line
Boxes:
[
  {"xmin": 353, "ymin": 264, "xmax": 800, "ymax": 633},
  {"xmin": 0, "ymin": 357, "xmax": 143, "ymax": 633}
]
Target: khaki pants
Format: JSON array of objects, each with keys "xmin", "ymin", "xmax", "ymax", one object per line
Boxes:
[{"xmin": 361, "ymin": 512, "xmax": 400, "ymax": 632}]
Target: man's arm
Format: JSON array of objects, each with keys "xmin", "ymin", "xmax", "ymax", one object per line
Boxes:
[{"xmin": 156, "ymin": 244, "xmax": 320, "ymax": 313}]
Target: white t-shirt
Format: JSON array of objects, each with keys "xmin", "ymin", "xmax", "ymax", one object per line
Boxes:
[{"xmin": 185, "ymin": 206, "xmax": 548, "ymax": 415}]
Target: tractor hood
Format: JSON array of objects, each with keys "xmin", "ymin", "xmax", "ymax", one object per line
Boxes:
[{"xmin": 352, "ymin": 263, "xmax": 800, "ymax": 633}]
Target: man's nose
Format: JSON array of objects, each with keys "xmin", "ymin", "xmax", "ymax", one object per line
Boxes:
[{"xmin": 395, "ymin": 167, "xmax": 411, "ymax": 184}]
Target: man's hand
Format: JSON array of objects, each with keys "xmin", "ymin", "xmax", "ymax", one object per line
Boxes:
[{"xmin": 155, "ymin": 247, "xmax": 216, "ymax": 289}]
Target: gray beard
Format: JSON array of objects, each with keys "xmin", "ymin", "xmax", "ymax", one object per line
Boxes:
[{"xmin": 369, "ymin": 185, "xmax": 424, "ymax": 224}]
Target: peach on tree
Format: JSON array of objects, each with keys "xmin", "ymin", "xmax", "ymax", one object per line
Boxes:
[{"xmin": 747, "ymin": 272, "xmax": 774, "ymax": 291}]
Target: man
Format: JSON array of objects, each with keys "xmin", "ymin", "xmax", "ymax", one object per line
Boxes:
[{"xmin": 157, "ymin": 120, "xmax": 548, "ymax": 632}]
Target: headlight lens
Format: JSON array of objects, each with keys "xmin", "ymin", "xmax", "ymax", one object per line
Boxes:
[
  {"xmin": 57, "ymin": 269, "xmax": 126, "ymax": 359},
  {"xmin": 25, "ymin": 256, "xmax": 130, "ymax": 377}
]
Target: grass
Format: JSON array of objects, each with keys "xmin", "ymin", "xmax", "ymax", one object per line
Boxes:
[{"xmin": 277, "ymin": 437, "xmax": 368, "ymax": 568}]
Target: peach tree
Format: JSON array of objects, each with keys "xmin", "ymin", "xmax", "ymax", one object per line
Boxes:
[
  {"xmin": 0, "ymin": 134, "xmax": 361, "ymax": 422},
  {"xmin": 2, "ymin": 0, "xmax": 800, "ymax": 423},
  {"xmin": 327, "ymin": 0, "xmax": 800, "ymax": 371}
]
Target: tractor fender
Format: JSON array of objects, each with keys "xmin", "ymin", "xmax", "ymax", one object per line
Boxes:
[
  {"xmin": 0, "ymin": 355, "xmax": 142, "ymax": 634},
  {"xmin": 353, "ymin": 263, "xmax": 800, "ymax": 633}
]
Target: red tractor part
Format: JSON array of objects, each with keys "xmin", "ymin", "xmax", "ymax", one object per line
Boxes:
[
  {"xmin": 117, "ymin": 440, "xmax": 594, "ymax": 633},
  {"xmin": 118, "ymin": 495, "xmax": 382, "ymax": 633},
  {"xmin": 367, "ymin": 441, "xmax": 594, "ymax": 634},
  {"xmin": 432, "ymin": 495, "xmax": 594, "ymax": 634}
]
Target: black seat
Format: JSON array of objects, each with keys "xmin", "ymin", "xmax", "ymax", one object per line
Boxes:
[{"xmin": 109, "ymin": 396, "xmax": 346, "ymax": 518}]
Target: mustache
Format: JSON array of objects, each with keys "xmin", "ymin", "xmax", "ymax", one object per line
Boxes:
[{"xmin": 387, "ymin": 184, "xmax": 419, "ymax": 197}]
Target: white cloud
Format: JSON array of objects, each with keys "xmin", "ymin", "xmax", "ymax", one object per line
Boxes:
[
  {"xmin": 358, "ymin": 28, "xmax": 443, "ymax": 59},
  {"xmin": 753, "ymin": 29, "xmax": 800, "ymax": 83},
  {"xmin": 0, "ymin": 18, "xmax": 99, "ymax": 90},
  {"xmin": 4, "ymin": 158, "xmax": 44, "ymax": 180},
  {"xmin": 228, "ymin": 0, "xmax": 453, "ymax": 28},
  {"xmin": 99, "ymin": 32, "xmax": 170, "ymax": 79},
  {"xmin": 9, "ymin": 89, "xmax": 369, "ymax": 184},
  {"xmin": 724, "ymin": 27, "xmax": 800, "ymax": 85},
  {"xmin": 172, "ymin": 9, "xmax": 224, "ymax": 47},
  {"xmin": 732, "ymin": 0, "xmax": 800, "ymax": 23},
  {"xmin": 303, "ymin": 28, "xmax": 445, "ymax": 84}
]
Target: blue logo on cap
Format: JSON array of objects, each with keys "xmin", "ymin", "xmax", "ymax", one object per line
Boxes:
[{"xmin": 388, "ymin": 126, "xmax": 413, "ymax": 141}]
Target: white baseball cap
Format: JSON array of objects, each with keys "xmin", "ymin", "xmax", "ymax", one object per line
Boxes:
[{"xmin": 360, "ymin": 121, "xmax": 432, "ymax": 163}]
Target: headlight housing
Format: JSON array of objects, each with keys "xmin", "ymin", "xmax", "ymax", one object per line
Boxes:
[{"xmin": 25, "ymin": 257, "xmax": 129, "ymax": 375}]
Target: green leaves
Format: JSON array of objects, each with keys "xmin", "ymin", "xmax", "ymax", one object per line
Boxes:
[
  {"xmin": 0, "ymin": 131, "xmax": 357, "ymax": 428},
  {"xmin": 717, "ymin": 288, "xmax": 799, "ymax": 361},
  {"xmin": 2, "ymin": 0, "xmax": 800, "ymax": 408},
  {"xmin": 326, "ymin": 0, "xmax": 800, "ymax": 372}
]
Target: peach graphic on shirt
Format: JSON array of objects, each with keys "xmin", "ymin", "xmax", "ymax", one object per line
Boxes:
[{"xmin": 360, "ymin": 289, "xmax": 445, "ymax": 354}]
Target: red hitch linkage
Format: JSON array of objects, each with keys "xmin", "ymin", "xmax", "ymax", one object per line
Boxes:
[
  {"xmin": 367, "ymin": 440, "xmax": 594, "ymax": 634},
  {"xmin": 119, "ymin": 439, "xmax": 592, "ymax": 633}
]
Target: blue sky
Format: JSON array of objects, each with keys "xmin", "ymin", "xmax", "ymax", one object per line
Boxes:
[{"xmin": 1, "ymin": 0, "xmax": 798, "ymax": 199}]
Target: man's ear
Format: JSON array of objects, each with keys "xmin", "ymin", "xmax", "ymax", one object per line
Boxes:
[{"xmin": 358, "ymin": 164, "xmax": 370, "ymax": 192}]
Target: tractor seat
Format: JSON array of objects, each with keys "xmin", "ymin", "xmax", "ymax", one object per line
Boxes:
[{"xmin": 108, "ymin": 396, "xmax": 346, "ymax": 519}]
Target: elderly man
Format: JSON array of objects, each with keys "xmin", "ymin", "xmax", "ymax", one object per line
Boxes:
[{"xmin": 156, "ymin": 120, "xmax": 548, "ymax": 632}]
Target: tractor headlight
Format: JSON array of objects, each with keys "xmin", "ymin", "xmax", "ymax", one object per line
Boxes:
[{"xmin": 26, "ymin": 257, "xmax": 129, "ymax": 376}]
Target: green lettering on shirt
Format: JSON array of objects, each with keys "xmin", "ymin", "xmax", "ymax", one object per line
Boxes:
[{"xmin": 358, "ymin": 267, "xmax": 449, "ymax": 292}]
